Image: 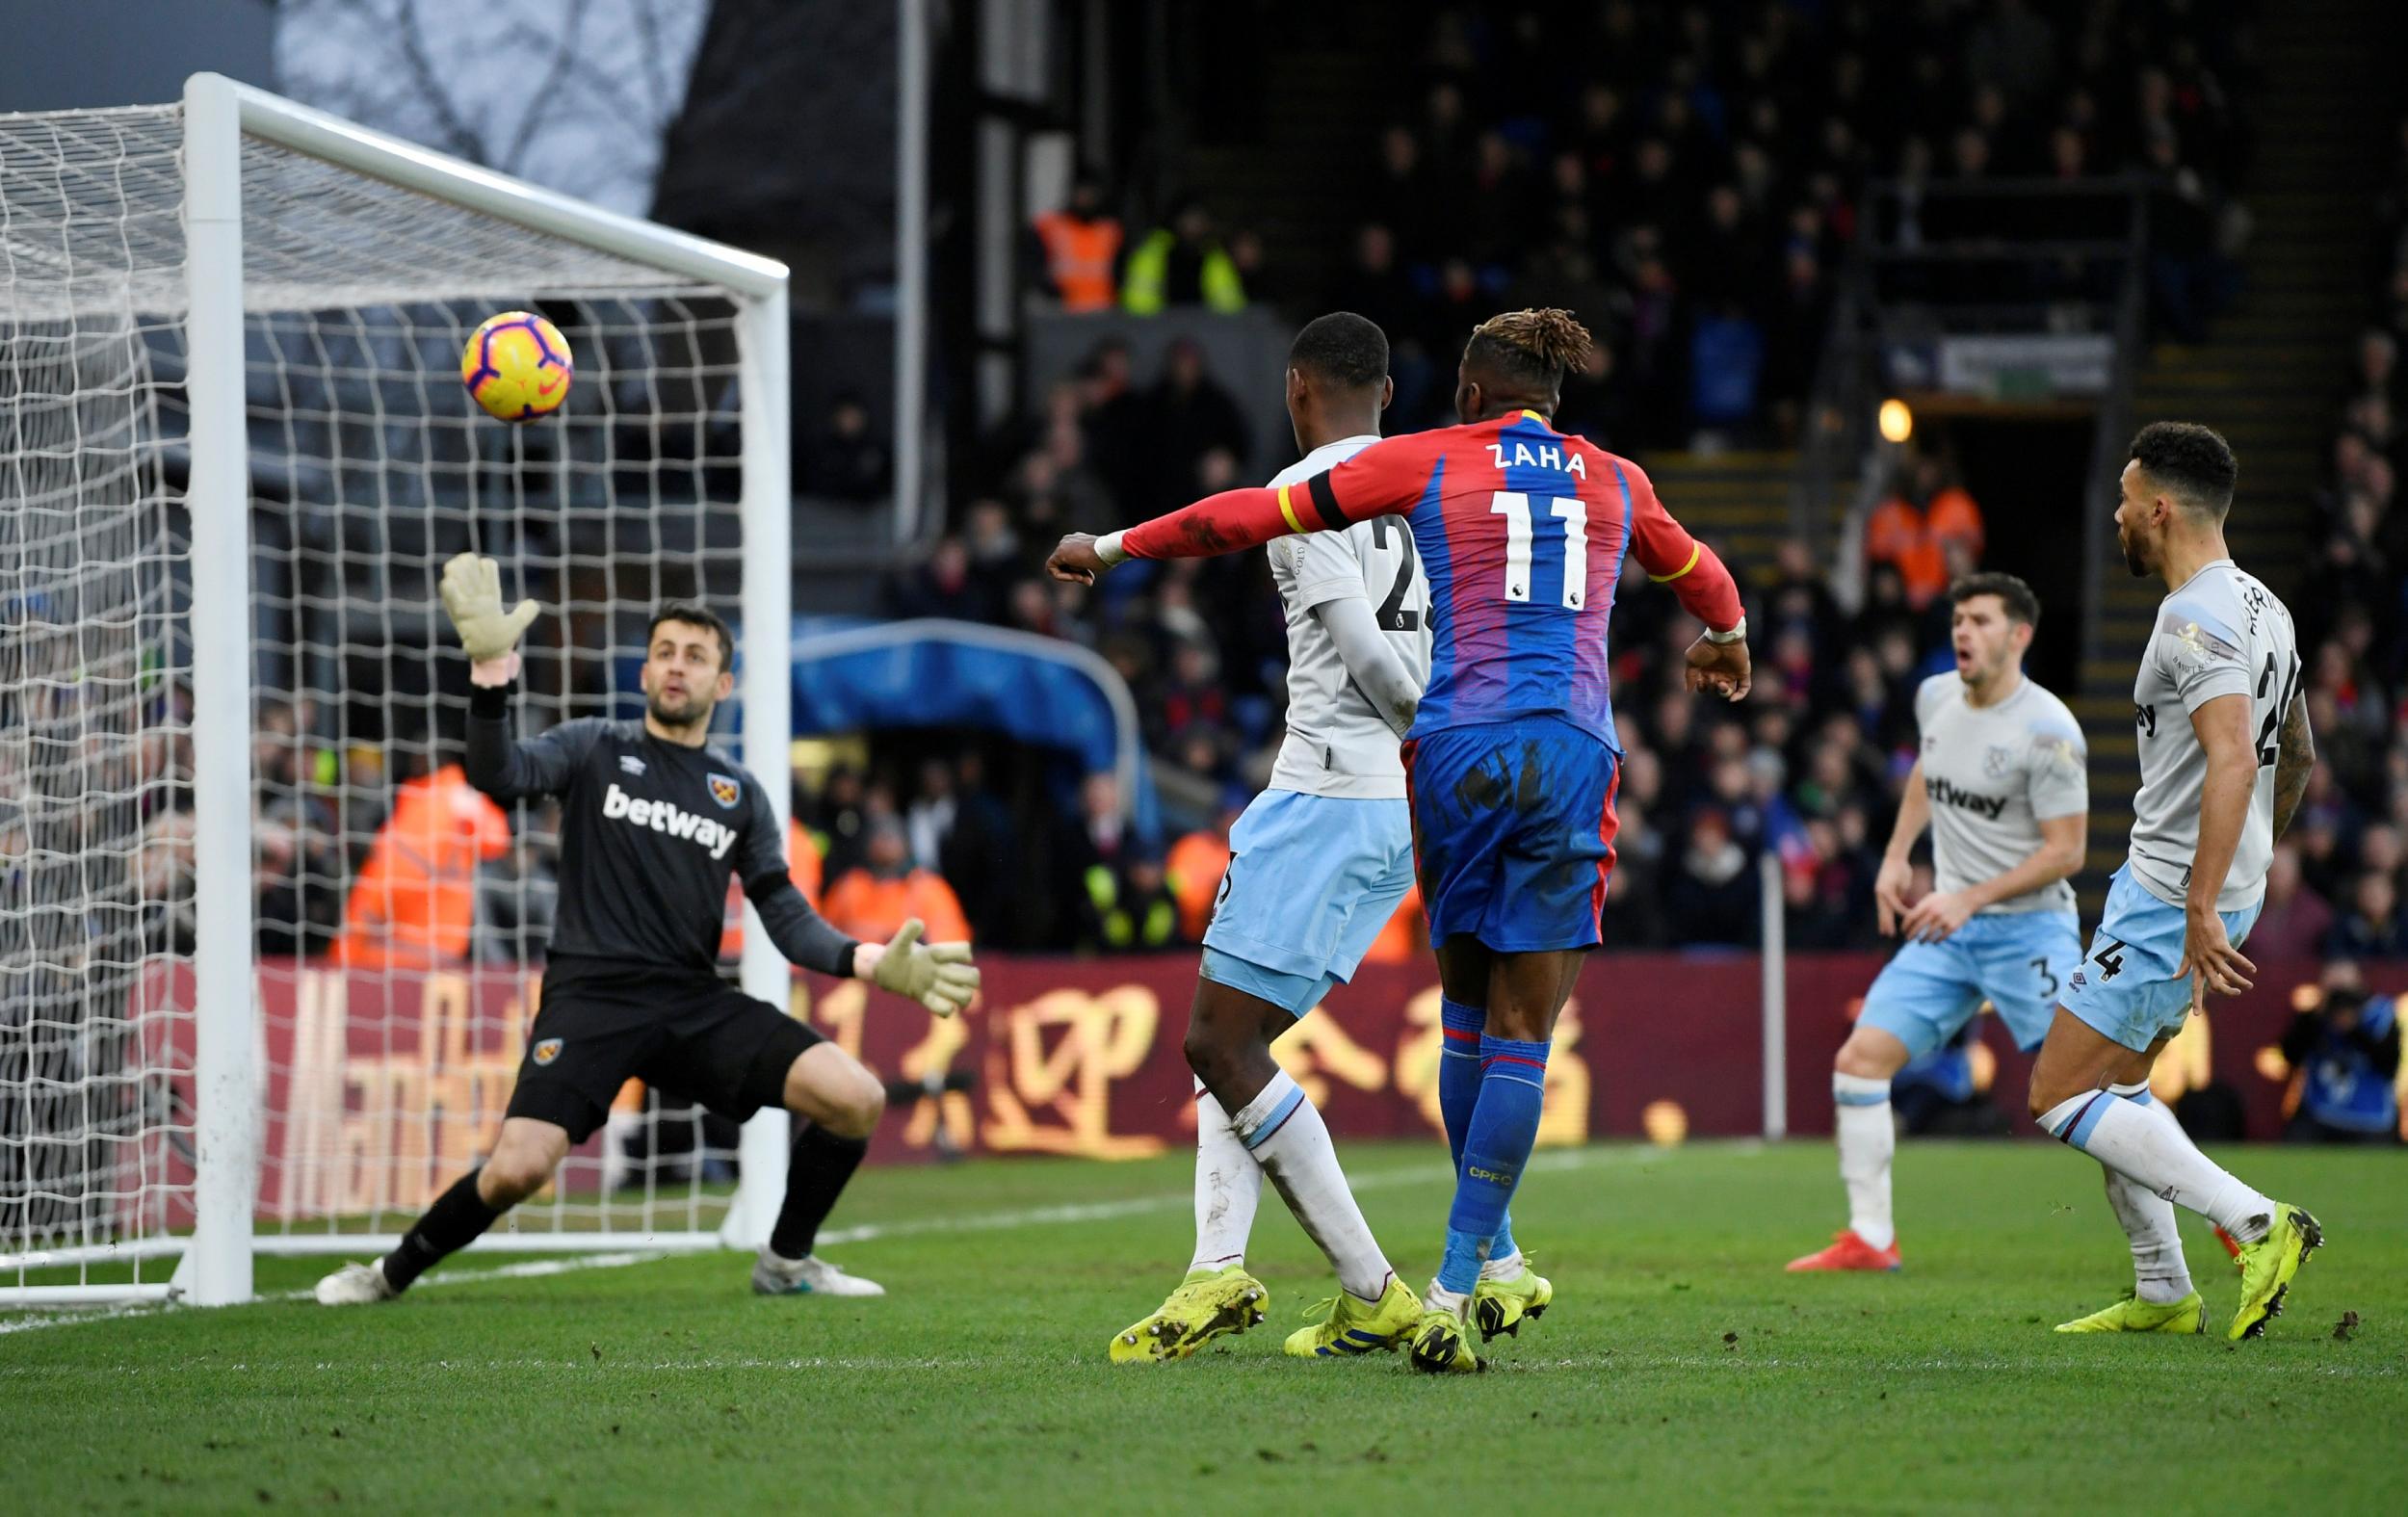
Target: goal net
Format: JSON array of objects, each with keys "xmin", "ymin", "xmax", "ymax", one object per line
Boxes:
[{"xmin": 1, "ymin": 79, "xmax": 791, "ymax": 1307}]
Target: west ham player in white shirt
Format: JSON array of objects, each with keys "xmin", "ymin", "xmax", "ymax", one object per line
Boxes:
[
  {"xmin": 1789, "ymin": 572, "xmax": 2087, "ymax": 1273},
  {"xmin": 1107, "ymin": 314, "xmax": 1435, "ymax": 1363},
  {"xmin": 2030, "ymin": 422, "xmax": 2320, "ymax": 1341}
]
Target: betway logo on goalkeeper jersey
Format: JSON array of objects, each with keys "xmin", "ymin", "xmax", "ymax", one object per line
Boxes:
[{"xmin": 601, "ymin": 782, "xmax": 740, "ymax": 858}]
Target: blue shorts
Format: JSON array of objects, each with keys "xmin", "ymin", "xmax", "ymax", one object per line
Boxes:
[
  {"xmin": 1858, "ymin": 911, "xmax": 2083, "ymax": 1057},
  {"xmin": 2061, "ymin": 865, "xmax": 2264, "ymax": 1053},
  {"xmin": 1198, "ymin": 790, "xmax": 1414, "ymax": 1015},
  {"xmin": 1402, "ymin": 717, "xmax": 1619, "ymax": 953}
]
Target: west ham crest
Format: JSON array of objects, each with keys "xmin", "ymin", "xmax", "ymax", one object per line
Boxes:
[{"xmin": 707, "ymin": 772, "xmax": 741, "ymax": 809}]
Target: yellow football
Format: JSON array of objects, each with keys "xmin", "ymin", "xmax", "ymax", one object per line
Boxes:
[{"xmin": 460, "ymin": 310, "xmax": 573, "ymax": 423}]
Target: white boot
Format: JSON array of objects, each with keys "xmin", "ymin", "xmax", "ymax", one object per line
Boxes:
[
  {"xmin": 750, "ymin": 1247, "xmax": 884, "ymax": 1297},
  {"xmin": 314, "ymin": 1259, "xmax": 399, "ymax": 1305}
]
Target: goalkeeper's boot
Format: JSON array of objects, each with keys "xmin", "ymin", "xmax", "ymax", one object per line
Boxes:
[
  {"xmin": 1406, "ymin": 1295, "xmax": 1483, "ymax": 1375},
  {"xmin": 1471, "ymin": 1252, "xmax": 1553, "ymax": 1342},
  {"xmin": 751, "ymin": 1248, "xmax": 885, "ymax": 1297},
  {"xmin": 2229, "ymin": 1204, "xmax": 2321, "ymax": 1342},
  {"xmin": 1786, "ymin": 1230, "xmax": 1902, "ymax": 1272},
  {"xmin": 1285, "ymin": 1274, "xmax": 1421, "ymax": 1358},
  {"xmin": 1108, "ymin": 1264, "xmax": 1266, "ymax": 1363},
  {"xmin": 2053, "ymin": 1289, "xmax": 2205, "ymax": 1335},
  {"xmin": 314, "ymin": 1259, "xmax": 399, "ymax": 1306}
]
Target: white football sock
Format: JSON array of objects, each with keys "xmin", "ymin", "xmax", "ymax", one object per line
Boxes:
[
  {"xmin": 1230, "ymin": 1069, "xmax": 1394, "ymax": 1302},
  {"xmin": 2038, "ymin": 1087, "xmax": 2274, "ymax": 1242},
  {"xmin": 1479, "ymin": 1249, "xmax": 1526, "ymax": 1282},
  {"xmin": 1833, "ymin": 1073, "xmax": 1896, "ymax": 1250},
  {"xmin": 1190, "ymin": 1080, "xmax": 1261, "ymax": 1273},
  {"xmin": 2100, "ymin": 1081, "xmax": 2193, "ymax": 1304}
]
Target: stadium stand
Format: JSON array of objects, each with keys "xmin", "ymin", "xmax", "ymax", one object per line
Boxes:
[{"xmin": 51, "ymin": 2, "xmax": 2408, "ymax": 970}]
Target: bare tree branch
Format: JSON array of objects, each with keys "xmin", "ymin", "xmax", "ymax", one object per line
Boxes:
[
  {"xmin": 395, "ymin": 0, "xmax": 491, "ymax": 165},
  {"xmin": 501, "ymin": 4, "xmax": 589, "ymax": 173}
]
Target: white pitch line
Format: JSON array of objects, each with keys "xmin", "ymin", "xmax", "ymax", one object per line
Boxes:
[
  {"xmin": 10, "ymin": 1343, "xmax": 2394, "ymax": 1384},
  {"xmin": 0, "ymin": 1141, "xmax": 1737, "ymax": 1338},
  {"xmin": 812, "ymin": 1139, "xmax": 1721, "ymax": 1249}
]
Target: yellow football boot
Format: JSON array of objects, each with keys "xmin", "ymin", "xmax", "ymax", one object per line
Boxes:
[
  {"xmin": 2053, "ymin": 1290, "xmax": 2205, "ymax": 1334},
  {"xmin": 1284, "ymin": 1275, "xmax": 1422, "ymax": 1358},
  {"xmin": 2230, "ymin": 1205, "xmax": 2322, "ymax": 1342},
  {"xmin": 1107, "ymin": 1264, "xmax": 1267, "ymax": 1363},
  {"xmin": 1405, "ymin": 1302, "xmax": 1483, "ymax": 1375},
  {"xmin": 1471, "ymin": 1256, "xmax": 1554, "ymax": 1342}
]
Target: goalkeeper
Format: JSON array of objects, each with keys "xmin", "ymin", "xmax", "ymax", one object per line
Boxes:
[{"xmin": 317, "ymin": 557, "xmax": 978, "ymax": 1305}]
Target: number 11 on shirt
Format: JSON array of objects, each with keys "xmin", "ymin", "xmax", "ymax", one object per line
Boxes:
[{"xmin": 1489, "ymin": 491, "xmax": 1588, "ymax": 609}]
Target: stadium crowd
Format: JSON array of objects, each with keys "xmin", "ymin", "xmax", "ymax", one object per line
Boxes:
[
  {"xmin": 2270, "ymin": 113, "xmax": 2408, "ymax": 973},
  {"xmin": 1033, "ymin": 0, "xmax": 2257, "ymax": 445}
]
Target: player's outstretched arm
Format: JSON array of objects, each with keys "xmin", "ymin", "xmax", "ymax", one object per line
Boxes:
[
  {"xmin": 731, "ymin": 788, "xmax": 972, "ymax": 1012},
  {"xmin": 1047, "ymin": 438, "xmax": 1432, "ymax": 583},
  {"xmin": 746, "ymin": 871, "xmax": 864, "ymax": 981},
  {"xmin": 443, "ymin": 554, "xmax": 597, "ymax": 799}
]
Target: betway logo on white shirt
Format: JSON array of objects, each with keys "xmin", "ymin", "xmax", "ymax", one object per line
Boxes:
[{"xmin": 601, "ymin": 781, "xmax": 739, "ymax": 859}]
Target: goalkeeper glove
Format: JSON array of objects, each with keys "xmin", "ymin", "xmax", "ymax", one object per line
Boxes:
[
  {"xmin": 438, "ymin": 552, "xmax": 540, "ymax": 663},
  {"xmin": 870, "ymin": 919, "xmax": 980, "ymax": 1018}
]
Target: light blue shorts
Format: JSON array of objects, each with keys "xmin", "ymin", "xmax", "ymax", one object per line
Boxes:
[
  {"xmin": 1859, "ymin": 910, "xmax": 2083, "ymax": 1057},
  {"xmin": 2061, "ymin": 865, "xmax": 2263, "ymax": 1053},
  {"xmin": 1198, "ymin": 789, "xmax": 1414, "ymax": 1015}
]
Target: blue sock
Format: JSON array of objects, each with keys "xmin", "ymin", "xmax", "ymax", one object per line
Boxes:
[
  {"xmin": 1437, "ymin": 1000, "xmax": 1517, "ymax": 1262},
  {"xmin": 1438, "ymin": 1034, "xmax": 1549, "ymax": 1295}
]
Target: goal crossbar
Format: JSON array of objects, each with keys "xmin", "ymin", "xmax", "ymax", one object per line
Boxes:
[{"xmin": 196, "ymin": 75, "xmax": 788, "ymax": 301}]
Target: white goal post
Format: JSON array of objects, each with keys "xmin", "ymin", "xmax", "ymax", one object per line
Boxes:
[{"xmin": 0, "ymin": 74, "xmax": 792, "ymax": 1308}]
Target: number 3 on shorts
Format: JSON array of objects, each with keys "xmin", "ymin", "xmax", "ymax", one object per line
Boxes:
[{"xmin": 2029, "ymin": 955, "xmax": 2057, "ymax": 999}]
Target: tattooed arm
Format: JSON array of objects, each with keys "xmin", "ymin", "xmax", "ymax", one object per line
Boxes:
[{"xmin": 2271, "ymin": 694, "xmax": 2314, "ymax": 841}]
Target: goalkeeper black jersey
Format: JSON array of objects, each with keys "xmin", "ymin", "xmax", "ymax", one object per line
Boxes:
[{"xmin": 465, "ymin": 689, "xmax": 853, "ymax": 978}]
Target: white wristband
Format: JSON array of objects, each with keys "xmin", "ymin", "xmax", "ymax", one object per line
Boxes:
[
  {"xmin": 1094, "ymin": 531, "xmax": 1129, "ymax": 567},
  {"xmin": 1702, "ymin": 615, "xmax": 1747, "ymax": 645}
]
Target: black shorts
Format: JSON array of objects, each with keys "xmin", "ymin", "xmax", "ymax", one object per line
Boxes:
[{"xmin": 504, "ymin": 956, "xmax": 824, "ymax": 1142}]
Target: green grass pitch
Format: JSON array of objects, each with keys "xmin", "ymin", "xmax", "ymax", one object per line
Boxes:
[{"xmin": 6, "ymin": 1140, "xmax": 2403, "ymax": 1514}]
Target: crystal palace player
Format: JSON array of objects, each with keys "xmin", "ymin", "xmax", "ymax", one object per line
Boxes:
[
  {"xmin": 316, "ymin": 558, "xmax": 978, "ymax": 1307},
  {"xmin": 1052, "ymin": 310, "xmax": 1749, "ymax": 1373}
]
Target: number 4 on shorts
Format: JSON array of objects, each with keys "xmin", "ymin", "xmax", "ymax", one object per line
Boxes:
[{"xmin": 2091, "ymin": 937, "xmax": 2129, "ymax": 981}]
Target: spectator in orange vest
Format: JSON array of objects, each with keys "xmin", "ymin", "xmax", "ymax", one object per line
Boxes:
[
  {"xmin": 1165, "ymin": 796, "xmax": 1244, "ymax": 941},
  {"xmin": 1866, "ymin": 455, "xmax": 1985, "ymax": 609},
  {"xmin": 1031, "ymin": 174, "xmax": 1124, "ymax": 312},
  {"xmin": 822, "ymin": 818, "xmax": 972, "ymax": 946},
  {"xmin": 332, "ymin": 759, "xmax": 510, "ymax": 969},
  {"xmin": 718, "ymin": 818, "xmax": 825, "ymax": 963}
]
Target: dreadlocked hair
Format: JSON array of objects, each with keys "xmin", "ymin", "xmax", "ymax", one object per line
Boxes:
[{"xmin": 1464, "ymin": 307, "xmax": 1595, "ymax": 389}]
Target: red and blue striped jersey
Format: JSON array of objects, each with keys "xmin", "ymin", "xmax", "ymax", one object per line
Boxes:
[{"xmin": 1117, "ymin": 411, "xmax": 1742, "ymax": 748}]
